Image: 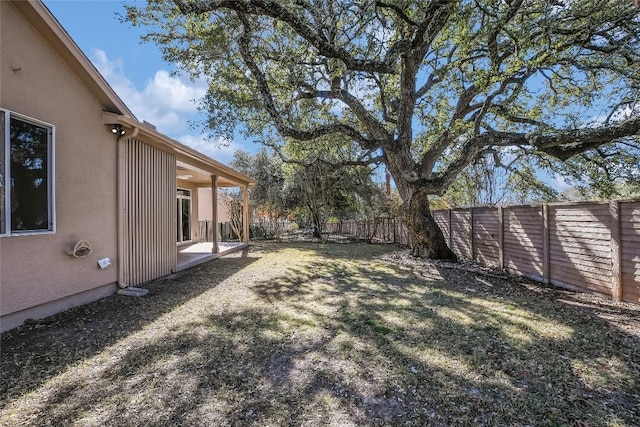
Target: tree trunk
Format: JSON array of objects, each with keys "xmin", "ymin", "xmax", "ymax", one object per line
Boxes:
[
  {"xmin": 311, "ymin": 212, "xmax": 322, "ymax": 239},
  {"xmin": 404, "ymin": 189, "xmax": 457, "ymax": 260}
]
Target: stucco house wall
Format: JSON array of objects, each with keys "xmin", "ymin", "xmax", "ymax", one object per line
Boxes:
[
  {"xmin": 0, "ymin": 1, "xmax": 254, "ymax": 332},
  {"xmin": 1, "ymin": 0, "xmax": 119, "ymax": 330},
  {"xmin": 197, "ymin": 188, "xmax": 231, "ymax": 223}
]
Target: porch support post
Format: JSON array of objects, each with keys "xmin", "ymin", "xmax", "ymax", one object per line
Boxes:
[
  {"xmin": 242, "ymin": 185, "xmax": 249, "ymax": 243},
  {"xmin": 211, "ymin": 175, "xmax": 219, "ymax": 254}
]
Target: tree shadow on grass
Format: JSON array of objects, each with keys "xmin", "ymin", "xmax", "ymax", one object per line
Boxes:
[
  {"xmin": 0, "ymin": 252, "xmax": 263, "ymax": 408},
  {"xmin": 1, "ymin": 243, "xmax": 638, "ymax": 426},
  {"xmin": 246, "ymin": 249, "xmax": 640, "ymax": 425}
]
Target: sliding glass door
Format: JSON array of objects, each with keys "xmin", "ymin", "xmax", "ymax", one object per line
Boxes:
[{"xmin": 176, "ymin": 188, "xmax": 191, "ymax": 244}]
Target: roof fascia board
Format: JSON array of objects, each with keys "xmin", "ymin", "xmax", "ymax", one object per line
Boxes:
[
  {"xmin": 104, "ymin": 113, "xmax": 255, "ymax": 187},
  {"xmin": 13, "ymin": 0, "xmax": 135, "ymax": 118}
]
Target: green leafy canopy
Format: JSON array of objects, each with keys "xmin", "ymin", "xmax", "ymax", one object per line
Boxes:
[{"xmin": 125, "ymin": 0, "xmax": 640, "ymax": 202}]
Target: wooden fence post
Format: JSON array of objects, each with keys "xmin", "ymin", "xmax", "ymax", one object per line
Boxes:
[
  {"xmin": 393, "ymin": 219, "xmax": 397, "ymax": 243},
  {"xmin": 610, "ymin": 200, "xmax": 622, "ymax": 302},
  {"xmin": 470, "ymin": 207, "xmax": 475, "ymax": 261},
  {"xmin": 448, "ymin": 209, "xmax": 453, "ymax": 248},
  {"xmin": 543, "ymin": 204, "xmax": 550, "ymax": 284},
  {"xmin": 498, "ymin": 206, "xmax": 504, "ymax": 269}
]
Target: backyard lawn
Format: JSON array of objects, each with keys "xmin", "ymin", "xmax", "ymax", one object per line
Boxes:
[{"xmin": 1, "ymin": 242, "xmax": 639, "ymax": 426}]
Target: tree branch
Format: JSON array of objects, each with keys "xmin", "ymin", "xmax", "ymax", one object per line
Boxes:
[
  {"xmin": 481, "ymin": 116, "xmax": 640, "ymax": 161},
  {"xmin": 297, "ymin": 87, "xmax": 392, "ymax": 142},
  {"xmin": 237, "ymin": 15, "xmax": 379, "ymax": 148},
  {"xmin": 264, "ymin": 139, "xmax": 383, "ymax": 168},
  {"xmin": 173, "ymin": 0, "xmax": 397, "ymax": 74},
  {"xmin": 375, "ymin": 1, "xmax": 418, "ymax": 26}
]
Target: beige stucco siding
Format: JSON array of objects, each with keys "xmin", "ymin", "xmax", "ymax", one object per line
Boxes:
[
  {"xmin": 0, "ymin": 2, "xmax": 118, "ymax": 323},
  {"xmin": 197, "ymin": 188, "xmax": 231, "ymax": 224}
]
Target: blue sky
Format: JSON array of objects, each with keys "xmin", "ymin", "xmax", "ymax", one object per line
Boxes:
[{"xmin": 44, "ymin": 0, "xmax": 253, "ymax": 165}]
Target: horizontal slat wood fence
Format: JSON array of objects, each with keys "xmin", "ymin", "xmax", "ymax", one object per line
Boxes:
[
  {"xmin": 326, "ymin": 200, "xmax": 640, "ymax": 304},
  {"xmin": 436, "ymin": 201, "xmax": 640, "ymax": 303}
]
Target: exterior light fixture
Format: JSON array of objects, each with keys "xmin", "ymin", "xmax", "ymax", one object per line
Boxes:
[{"xmin": 110, "ymin": 124, "xmax": 126, "ymax": 136}]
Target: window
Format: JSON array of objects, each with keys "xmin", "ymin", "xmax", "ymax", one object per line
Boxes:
[{"xmin": 0, "ymin": 109, "xmax": 55, "ymax": 235}]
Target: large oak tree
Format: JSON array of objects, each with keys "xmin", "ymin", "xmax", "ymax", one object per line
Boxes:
[{"xmin": 126, "ymin": 0, "xmax": 640, "ymax": 259}]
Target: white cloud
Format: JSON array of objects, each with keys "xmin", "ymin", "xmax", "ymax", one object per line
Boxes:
[
  {"xmin": 553, "ymin": 174, "xmax": 572, "ymax": 191},
  {"xmin": 90, "ymin": 49, "xmax": 207, "ymax": 133},
  {"xmin": 90, "ymin": 49, "xmax": 255, "ymax": 165},
  {"xmin": 589, "ymin": 104, "xmax": 639, "ymax": 127},
  {"xmin": 144, "ymin": 70, "xmax": 206, "ymax": 112},
  {"xmin": 609, "ymin": 104, "xmax": 639, "ymax": 123}
]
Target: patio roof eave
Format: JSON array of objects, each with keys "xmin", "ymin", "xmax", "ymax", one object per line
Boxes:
[{"xmin": 103, "ymin": 112, "xmax": 256, "ymax": 188}]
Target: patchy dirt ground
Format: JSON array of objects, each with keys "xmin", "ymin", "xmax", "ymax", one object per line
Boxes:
[{"xmin": 1, "ymin": 242, "xmax": 639, "ymax": 426}]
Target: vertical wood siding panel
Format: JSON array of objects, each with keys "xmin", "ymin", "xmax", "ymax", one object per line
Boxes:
[
  {"xmin": 170, "ymin": 153, "xmax": 175, "ymax": 269},
  {"xmin": 168, "ymin": 150, "xmax": 177, "ymax": 273},
  {"xmin": 146, "ymin": 143, "xmax": 152, "ymax": 283},
  {"xmin": 123, "ymin": 140, "xmax": 176, "ymax": 286},
  {"xmin": 160, "ymin": 149, "xmax": 166, "ymax": 275},
  {"xmin": 136, "ymin": 141, "xmax": 141, "ymax": 285},
  {"xmin": 149, "ymin": 146, "xmax": 154, "ymax": 280},
  {"xmin": 123, "ymin": 139, "xmax": 130, "ymax": 286},
  {"xmin": 145, "ymin": 143, "xmax": 152, "ymax": 282},
  {"xmin": 154, "ymin": 153, "xmax": 162, "ymax": 278},
  {"xmin": 167, "ymin": 152, "xmax": 171, "ymax": 271},
  {"xmin": 129, "ymin": 140, "xmax": 135, "ymax": 284},
  {"xmin": 140, "ymin": 142, "xmax": 145, "ymax": 283},
  {"xmin": 139, "ymin": 142, "xmax": 144, "ymax": 284},
  {"xmin": 130, "ymin": 140, "xmax": 136, "ymax": 285},
  {"xmin": 152, "ymin": 147, "xmax": 157, "ymax": 278}
]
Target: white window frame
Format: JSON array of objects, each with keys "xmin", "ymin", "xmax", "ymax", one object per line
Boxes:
[{"xmin": 1, "ymin": 108, "xmax": 56, "ymax": 236}]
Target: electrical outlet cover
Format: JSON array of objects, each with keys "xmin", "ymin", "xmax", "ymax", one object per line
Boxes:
[{"xmin": 97, "ymin": 258, "xmax": 112, "ymax": 269}]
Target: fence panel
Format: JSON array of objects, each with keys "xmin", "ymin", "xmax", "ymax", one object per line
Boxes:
[
  {"xmin": 503, "ymin": 206, "xmax": 545, "ymax": 282},
  {"xmin": 339, "ymin": 220, "xmax": 354, "ymax": 236},
  {"xmin": 198, "ymin": 221, "xmax": 212, "ymax": 242},
  {"xmin": 198, "ymin": 221, "xmax": 236, "ymax": 242},
  {"xmin": 395, "ymin": 219, "xmax": 410, "ymax": 245},
  {"xmin": 548, "ymin": 203, "xmax": 612, "ymax": 295},
  {"xmin": 451, "ymin": 210, "xmax": 472, "ymax": 259},
  {"xmin": 433, "ymin": 211, "xmax": 450, "ymax": 244},
  {"xmin": 473, "ymin": 207, "xmax": 500, "ymax": 267},
  {"xmin": 621, "ymin": 201, "xmax": 640, "ymax": 303}
]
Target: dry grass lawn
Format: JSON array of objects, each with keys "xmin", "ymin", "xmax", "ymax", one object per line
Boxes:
[{"xmin": 1, "ymin": 242, "xmax": 639, "ymax": 426}]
